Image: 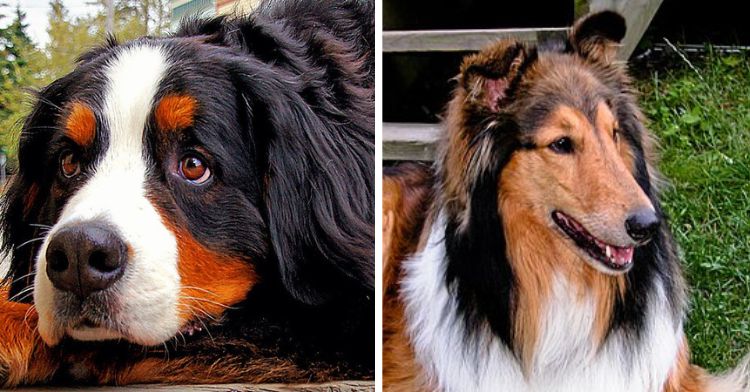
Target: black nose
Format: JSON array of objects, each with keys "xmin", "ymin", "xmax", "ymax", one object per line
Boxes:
[
  {"xmin": 46, "ymin": 222, "xmax": 128, "ymax": 298},
  {"xmin": 625, "ymin": 208, "xmax": 660, "ymax": 242}
]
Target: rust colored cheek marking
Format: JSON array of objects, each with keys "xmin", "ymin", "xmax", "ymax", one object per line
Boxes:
[
  {"xmin": 65, "ymin": 102, "xmax": 96, "ymax": 147},
  {"xmin": 155, "ymin": 95, "xmax": 198, "ymax": 132},
  {"xmin": 162, "ymin": 220, "xmax": 257, "ymax": 322}
]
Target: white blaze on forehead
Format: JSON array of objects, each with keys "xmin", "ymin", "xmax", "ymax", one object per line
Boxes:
[
  {"xmin": 103, "ymin": 44, "xmax": 168, "ymax": 157},
  {"xmin": 34, "ymin": 44, "xmax": 184, "ymax": 346}
]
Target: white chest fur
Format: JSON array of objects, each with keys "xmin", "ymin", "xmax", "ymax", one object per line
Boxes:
[{"xmin": 401, "ymin": 219, "xmax": 683, "ymax": 392}]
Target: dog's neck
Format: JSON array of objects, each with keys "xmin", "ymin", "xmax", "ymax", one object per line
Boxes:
[
  {"xmin": 499, "ymin": 197, "xmax": 628, "ymax": 368},
  {"xmin": 401, "ymin": 210, "xmax": 683, "ymax": 391}
]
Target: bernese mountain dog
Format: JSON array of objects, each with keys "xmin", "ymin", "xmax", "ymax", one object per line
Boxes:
[{"xmin": 0, "ymin": 0, "xmax": 373, "ymax": 386}]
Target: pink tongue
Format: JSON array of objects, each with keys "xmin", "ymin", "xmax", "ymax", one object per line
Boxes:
[{"xmin": 611, "ymin": 247, "xmax": 634, "ymax": 265}]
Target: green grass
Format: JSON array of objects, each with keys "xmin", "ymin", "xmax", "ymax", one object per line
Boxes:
[{"xmin": 636, "ymin": 50, "xmax": 750, "ymax": 371}]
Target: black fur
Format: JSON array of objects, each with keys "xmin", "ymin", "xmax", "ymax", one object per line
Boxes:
[
  {"xmin": 440, "ymin": 22, "xmax": 683, "ymax": 351},
  {"xmin": 444, "ymin": 118, "xmax": 521, "ymax": 349},
  {"xmin": 2, "ymin": 0, "xmax": 373, "ymax": 381}
]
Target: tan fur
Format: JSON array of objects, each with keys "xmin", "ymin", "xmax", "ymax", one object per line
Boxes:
[
  {"xmin": 438, "ymin": 41, "xmax": 529, "ymax": 226},
  {"xmin": 0, "ymin": 287, "xmax": 57, "ymax": 387},
  {"xmin": 382, "ymin": 164, "xmax": 434, "ymax": 391},
  {"xmin": 382, "ymin": 18, "xmax": 703, "ymax": 389},
  {"xmin": 663, "ymin": 338, "xmax": 710, "ymax": 392},
  {"xmin": 0, "ymin": 286, "xmax": 324, "ymax": 386},
  {"xmin": 155, "ymin": 94, "xmax": 198, "ymax": 132},
  {"xmin": 161, "ymin": 220, "xmax": 258, "ymax": 322},
  {"xmin": 65, "ymin": 102, "xmax": 96, "ymax": 147}
]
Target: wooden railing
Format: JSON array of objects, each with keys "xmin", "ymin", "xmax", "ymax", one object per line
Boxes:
[{"xmin": 383, "ymin": 0, "xmax": 663, "ymax": 161}]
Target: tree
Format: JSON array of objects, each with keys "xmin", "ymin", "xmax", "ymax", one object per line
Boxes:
[
  {"xmin": 0, "ymin": 4, "xmax": 32, "ymax": 84},
  {"xmin": 0, "ymin": 3, "xmax": 46, "ymax": 171},
  {"xmin": 0, "ymin": 0, "xmax": 172, "ymax": 170},
  {"xmin": 46, "ymin": 0, "xmax": 98, "ymax": 76}
]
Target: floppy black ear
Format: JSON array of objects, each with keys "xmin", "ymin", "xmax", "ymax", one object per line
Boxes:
[
  {"xmin": 1, "ymin": 78, "xmax": 72, "ymax": 301},
  {"xmin": 231, "ymin": 58, "xmax": 374, "ymax": 306},
  {"xmin": 569, "ymin": 10, "xmax": 626, "ymax": 63}
]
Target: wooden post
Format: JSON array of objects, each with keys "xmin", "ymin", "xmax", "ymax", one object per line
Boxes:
[
  {"xmin": 577, "ymin": 0, "xmax": 664, "ymax": 60},
  {"xmin": 105, "ymin": 0, "xmax": 115, "ymax": 34}
]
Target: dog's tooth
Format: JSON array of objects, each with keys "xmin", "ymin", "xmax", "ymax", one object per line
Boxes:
[{"xmin": 606, "ymin": 245, "xmax": 612, "ymax": 258}]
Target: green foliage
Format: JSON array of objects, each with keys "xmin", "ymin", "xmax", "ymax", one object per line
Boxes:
[
  {"xmin": 0, "ymin": 4, "xmax": 45, "ymax": 170},
  {"xmin": 0, "ymin": 0, "xmax": 170, "ymax": 170},
  {"xmin": 46, "ymin": 0, "xmax": 169, "ymax": 77},
  {"xmin": 637, "ymin": 50, "xmax": 750, "ymax": 371}
]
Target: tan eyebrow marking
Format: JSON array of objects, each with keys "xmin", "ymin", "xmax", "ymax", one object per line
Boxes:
[
  {"xmin": 65, "ymin": 102, "xmax": 96, "ymax": 147},
  {"xmin": 155, "ymin": 94, "xmax": 198, "ymax": 132}
]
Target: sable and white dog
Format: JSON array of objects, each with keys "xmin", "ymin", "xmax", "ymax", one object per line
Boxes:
[{"xmin": 383, "ymin": 11, "xmax": 749, "ymax": 392}]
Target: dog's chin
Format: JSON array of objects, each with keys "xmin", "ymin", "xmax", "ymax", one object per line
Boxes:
[
  {"xmin": 40, "ymin": 316, "xmax": 185, "ymax": 347},
  {"xmin": 39, "ymin": 316, "xmax": 174, "ymax": 347},
  {"xmin": 551, "ymin": 210, "xmax": 635, "ymax": 275},
  {"xmin": 36, "ymin": 291, "xmax": 185, "ymax": 347},
  {"xmin": 66, "ymin": 325, "xmax": 127, "ymax": 342}
]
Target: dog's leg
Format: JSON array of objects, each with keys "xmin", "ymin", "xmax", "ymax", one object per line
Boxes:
[
  {"xmin": 382, "ymin": 164, "xmax": 434, "ymax": 391},
  {"xmin": 0, "ymin": 288, "xmax": 58, "ymax": 387},
  {"xmin": 63, "ymin": 349, "xmax": 325, "ymax": 385},
  {"xmin": 663, "ymin": 338, "xmax": 712, "ymax": 392}
]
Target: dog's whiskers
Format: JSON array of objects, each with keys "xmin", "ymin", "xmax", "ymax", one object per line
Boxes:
[
  {"xmin": 28, "ymin": 223, "xmax": 53, "ymax": 229},
  {"xmin": 8, "ymin": 286, "xmax": 35, "ymax": 303},
  {"xmin": 15, "ymin": 236, "xmax": 47, "ymax": 250},
  {"xmin": 182, "ymin": 295, "xmax": 237, "ymax": 310},
  {"xmin": 183, "ymin": 304, "xmax": 217, "ymax": 343},
  {"xmin": 180, "ymin": 285, "xmax": 220, "ymax": 297},
  {"xmin": 23, "ymin": 304, "xmax": 36, "ymax": 330}
]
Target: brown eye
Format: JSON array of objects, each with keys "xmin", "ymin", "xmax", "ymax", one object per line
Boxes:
[
  {"xmin": 549, "ymin": 137, "xmax": 573, "ymax": 154},
  {"xmin": 179, "ymin": 155, "xmax": 211, "ymax": 184},
  {"xmin": 60, "ymin": 151, "xmax": 81, "ymax": 178}
]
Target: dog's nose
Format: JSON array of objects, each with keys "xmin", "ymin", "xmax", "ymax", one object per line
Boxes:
[
  {"xmin": 46, "ymin": 222, "xmax": 128, "ymax": 298},
  {"xmin": 625, "ymin": 208, "xmax": 659, "ymax": 242}
]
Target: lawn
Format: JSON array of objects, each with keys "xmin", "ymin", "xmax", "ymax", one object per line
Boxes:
[{"xmin": 636, "ymin": 50, "xmax": 750, "ymax": 371}]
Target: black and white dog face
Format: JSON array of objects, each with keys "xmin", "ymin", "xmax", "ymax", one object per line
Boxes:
[{"xmin": 2, "ymin": 1, "xmax": 374, "ymax": 349}]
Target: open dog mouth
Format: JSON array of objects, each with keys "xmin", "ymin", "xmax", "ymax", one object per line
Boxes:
[{"xmin": 552, "ymin": 211, "xmax": 634, "ymax": 271}]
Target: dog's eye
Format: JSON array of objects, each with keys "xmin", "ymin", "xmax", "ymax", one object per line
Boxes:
[
  {"xmin": 60, "ymin": 151, "xmax": 81, "ymax": 178},
  {"xmin": 179, "ymin": 155, "xmax": 211, "ymax": 184},
  {"xmin": 549, "ymin": 137, "xmax": 573, "ymax": 154}
]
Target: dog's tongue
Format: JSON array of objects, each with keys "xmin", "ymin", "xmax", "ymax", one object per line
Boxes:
[{"xmin": 611, "ymin": 246, "xmax": 634, "ymax": 266}]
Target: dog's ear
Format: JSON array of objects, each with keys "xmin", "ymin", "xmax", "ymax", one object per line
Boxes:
[
  {"xmin": 459, "ymin": 41, "xmax": 531, "ymax": 114},
  {"xmin": 569, "ymin": 10, "xmax": 626, "ymax": 64},
  {"xmin": 232, "ymin": 59, "xmax": 374, "ymax": 306},
  {"xmin": 1, "ymin": 79, "xmax": 70, "ymax": 301}
]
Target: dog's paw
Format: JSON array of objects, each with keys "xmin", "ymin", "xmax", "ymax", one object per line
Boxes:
[{"xmin": 0, "ymin": 299, "xmax": 46, "ymax": 387}]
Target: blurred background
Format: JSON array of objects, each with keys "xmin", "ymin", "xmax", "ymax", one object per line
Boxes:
[{"xmin": 0, "ymin": 0, "xmax": 258, "ymax": 174}]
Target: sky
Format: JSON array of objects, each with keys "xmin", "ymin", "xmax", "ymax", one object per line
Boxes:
[{"xmin": 0, "ymin": 0, "xmax": 98, "ymax": 47}]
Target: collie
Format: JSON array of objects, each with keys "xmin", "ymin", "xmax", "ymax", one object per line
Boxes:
[{"xmin": 383, "ymin": 11, "xmax": 749, "ymax": 392}]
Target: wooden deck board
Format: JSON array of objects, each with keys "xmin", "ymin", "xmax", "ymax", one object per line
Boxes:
[
  {"xmin": 17, "ymin": 380, "xmax": 374, "ymax": 392},
  {"xmin": 383, "ymin": 27, "xmax": 568, "ymax": 52},
  {"xmin": 383, "ymin": 123, "xmax": 441, "ymax": 161}
]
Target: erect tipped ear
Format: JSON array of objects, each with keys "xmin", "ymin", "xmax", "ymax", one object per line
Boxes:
[
  {"xmin": 569, "ymin": 10, "xmax": 626, "ymax": 63},
  {"xmin": 459, "ymin": 41, "xmax": 531, "ymax": 113}
]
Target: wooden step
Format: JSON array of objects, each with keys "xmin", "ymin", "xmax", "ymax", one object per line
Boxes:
[
  {"xmin": 383, "ymin": 27, "xmax": 569, "ymax": 53},
  {"xmin": 383, "ymin": 123, "xmax": 441, "ymax": 161}
]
